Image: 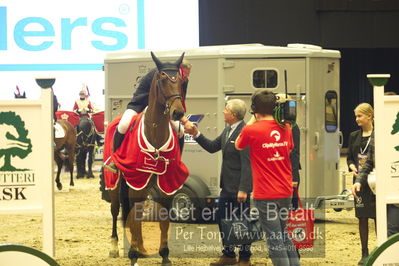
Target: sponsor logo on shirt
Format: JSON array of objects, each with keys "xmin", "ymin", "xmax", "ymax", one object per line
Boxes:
[
  {"xmin": 263, "ymin": 130, "xmax": 286, "ymax": 161},
  {"xmin": 267, "ymin": 151, "xmax": 285, "ymax": 162},
  {"xmin": 270, "ymin": 130, "xmax": 281, "ymax": 141},
  {"xmin": 262, "ymin": 141, "xmax": 289, "ymax": 149}
]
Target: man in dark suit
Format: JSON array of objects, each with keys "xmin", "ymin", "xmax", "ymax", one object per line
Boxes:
[{"xmin": 186, "ymin": 99, "xmax": 252, "ymax": 266}]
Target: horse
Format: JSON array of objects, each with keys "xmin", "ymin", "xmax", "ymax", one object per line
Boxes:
[
  {"xmin": 13, "ymin": 89, "xmax": 75, "ymax": 190},
  {"xmin": 75, "ymin": 115, "xmax": 102, "ymax": 178},
  {"xmin": 54, "ymin": 119, "xmax": 77, "ymax": 190},
  {"xmin": 103, "ymin": 52, "xmax": 188, "ymax": 266}
]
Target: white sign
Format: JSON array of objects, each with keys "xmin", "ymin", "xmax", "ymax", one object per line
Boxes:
[
  {"xmin": 0, "ymin": 0, "xmax": 199, "ymax": 110},
  {"xmin": 0, "ymin": 88, "xmax": 54, "ymax": 257},
  {"xmin": 368, "ymin": 74, "xmax": 399, "ymax": 265},
  {"xmin": 373, "ymin": 79, "xmax": 399, "ymax": 244}
]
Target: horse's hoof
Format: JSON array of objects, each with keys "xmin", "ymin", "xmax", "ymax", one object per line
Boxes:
[
  {"xmin": 161, "ymin": 258, "xmax": 172, "ymax": 266},
  {"xmin": 109, "ymin": 250, "xmax": 119, "ymax": 258},
  {"xmin": 57, "ymin": 183, "xmax": 62, "ymax": 190},
  {"xmin": 87, "ymin": 174, "xmax": 94, "ymax": 179},
  {"xmin": 70, "ymin": 182, "xmax": 74, "ymax": 187},
  {"xmin": 128, "ymin": 248, "xmax": 148, "ymax": 260},
  {"xmin": 130, "ymin": 257, "xmax": 139, "ymax": 266}
]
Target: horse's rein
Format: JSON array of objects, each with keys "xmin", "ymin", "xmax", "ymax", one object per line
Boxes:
[{"xmin": 156, "ymin": 71, "xmax": 182, "ymax": 115}]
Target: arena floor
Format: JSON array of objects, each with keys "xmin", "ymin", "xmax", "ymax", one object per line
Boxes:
[{"xmin": 0, "ymin": 159, "xmax": 375, "ymax": 266}]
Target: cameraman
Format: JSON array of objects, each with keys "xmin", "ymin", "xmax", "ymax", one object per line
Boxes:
[
  {"xmin": 276, "ymin": 94, "xmax": 301, "ymax": 209},
  {"xmin": 235, "ymin": 89, "xmax": 300, "ymax": 266}
]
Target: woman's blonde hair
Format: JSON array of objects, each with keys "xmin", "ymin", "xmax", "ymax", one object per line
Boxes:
[{"xmin": 354, "ymin": 103, "xmax": 374, "ymax": 119}]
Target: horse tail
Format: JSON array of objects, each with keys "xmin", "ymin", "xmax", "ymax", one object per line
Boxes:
[
  {"xmin": 99, "ymin": 167, "xmax": 111, "ymax": 203},
  {"xmin": 119, "ymin": 179, "xmax": 130, "ymax": 226}
]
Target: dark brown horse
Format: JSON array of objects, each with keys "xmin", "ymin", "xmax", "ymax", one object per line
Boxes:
[
  {"xmin": 75, "ymin": 115, "xmax": 102, "ymax": 179},
  {"xmin": 14, "ymin": 89, "xmax": 75, "ymax": 190},
  {"xmin": 105, "ymin": 52, "xmax": 186, "ymax": 266},
  {"xmin": 54, "ymin": 119, "xmax": 77, "ymax": 190}
]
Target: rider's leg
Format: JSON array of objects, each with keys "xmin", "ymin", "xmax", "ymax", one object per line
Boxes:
[
  {"xmin": 104, "ymin": 109, "xmax": 137, "ymax": 173},
  {"xmin": 114, "ymin": 109, "xmax": 137, "ymax": 151}
]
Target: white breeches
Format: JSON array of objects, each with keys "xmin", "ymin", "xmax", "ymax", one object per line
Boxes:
[{"xmin": 117, "ymin": 109, "xmax": 137, "ymax": 134}]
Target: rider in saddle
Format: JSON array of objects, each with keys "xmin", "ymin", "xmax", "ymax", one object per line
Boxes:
[
  {"xmin": 73, "ymin": 88, "xmax": 104, "ymax": 146},
  {"xmin": 104, "ymin": 59, "xmax": 194, "ymax": 173},
  {"xmin": 73, "ymin": 89, "xmax": 94, "ymax": 117}
]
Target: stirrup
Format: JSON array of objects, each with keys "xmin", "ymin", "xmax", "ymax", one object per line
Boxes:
[
  {"xmin": 104, "ymin": 163, "xmax": 118, "ymax": 173},
  {"xmin": 103, "ymin": 157, "xmax": 118, "ymax": 173}
]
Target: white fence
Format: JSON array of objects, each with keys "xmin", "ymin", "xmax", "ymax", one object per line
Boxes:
[{"xmin": 0, "ymin": 85, "xmax": 54, "ymax": 258}]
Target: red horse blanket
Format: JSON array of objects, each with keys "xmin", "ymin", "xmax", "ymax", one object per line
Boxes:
[{"xmin": 103, "ymin": 113, "xmax": 189, "ymax": 195}]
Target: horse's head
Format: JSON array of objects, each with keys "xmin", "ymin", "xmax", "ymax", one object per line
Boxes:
[
  {"xmin": 77, "ymin": 116, "xmax": 94, "ymax": 136},
  {"xmin": 151, "ymin": 51, "xmax": 185, "ymax": 121}
]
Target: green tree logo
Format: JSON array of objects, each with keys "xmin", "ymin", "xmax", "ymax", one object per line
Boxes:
[
  {"xmin": 0, "ymin": 112, "xmax": 32, "ymax": 171},
  {"xmin": 392, "ymin": 111, "xmax": 399, "ymax": 152}
]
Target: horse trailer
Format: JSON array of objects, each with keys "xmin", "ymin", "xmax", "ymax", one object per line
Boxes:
[{"xmin": 104, "ymin": 44, "xmax": 353, "ymax": 220}]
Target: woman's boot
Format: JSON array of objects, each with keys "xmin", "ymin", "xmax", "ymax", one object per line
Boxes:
[{"xmin": 358, "ymin": 248, "xmax": 369, "ymax": 265}]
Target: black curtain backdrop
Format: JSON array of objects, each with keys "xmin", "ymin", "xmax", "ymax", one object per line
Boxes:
[
  {"xmin": 339, "ymin": 48, "xmax": 399, "ymax": 147},
  {"xmin": 198, "ymin": 0, "xmax": 399, "ymax": 148}
]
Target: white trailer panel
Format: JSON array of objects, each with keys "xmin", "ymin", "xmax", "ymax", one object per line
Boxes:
[{"xmin": 104, "ymin": 44, "xmax": 351, "ymax": 216}]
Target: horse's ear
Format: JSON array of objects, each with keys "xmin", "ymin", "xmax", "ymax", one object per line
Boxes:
[
  {"xmin": 175, "ymin": 52, "xmax": 185, "ymax": 67},
  {"xmin": 151, "ymin": 51, "xmax": 163, "ymax": 71}
]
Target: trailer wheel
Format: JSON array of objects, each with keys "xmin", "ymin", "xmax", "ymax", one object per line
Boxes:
[
  {"xmin": 334, "ymin": 189, "xmax": 353, "ymax": 212},
  {"xmin": 171, "ymin": 186, "xmax": 199, "ymax": 222}
]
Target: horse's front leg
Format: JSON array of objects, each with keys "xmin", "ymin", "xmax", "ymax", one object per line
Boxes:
[
  {"xmin": 128, "ymin": 201, "xmax": 149, "ymax": 256},
  {"xmin": 81, "ymin": 149, "xmax": 87, "ymax": 178},
  {"xmin": 127, "ymin": 188, "xmax": 151, "ymax": 265},
  {"xmin": 75, "ymin": 149, "xmax": 85, "ymax": 179},
  {"xmin": 86, "ymin": 146, "xmax": 95, "ymax": 178},
  {"xmin": 109, "ymin": 187, "xmax": 120, "ymax": 258},
  {"xmin": 159, "ymin": 219, "xmax": 171, "ymax": 266},
  {"xmin": 159, "ymin": 196, "xmax": 172, "ymax": 266}
]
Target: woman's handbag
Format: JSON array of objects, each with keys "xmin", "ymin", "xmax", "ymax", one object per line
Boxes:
[
  {"xmin": 286, "ymin": 192, "xmax": 315, "ymax": 249},
  {"xmin": 220, "ymin": 217, "xmax": 263, "ymax": 246}
]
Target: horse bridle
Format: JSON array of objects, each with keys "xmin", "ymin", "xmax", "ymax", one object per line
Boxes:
[{"xmin": 156, "ymin": 70, "xmax": 182, "ymax": 115}]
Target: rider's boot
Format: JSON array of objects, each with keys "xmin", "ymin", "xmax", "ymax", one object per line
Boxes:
[{"xmin": 103, "ymin": 130, "xmax": 125, "ymax": 173}]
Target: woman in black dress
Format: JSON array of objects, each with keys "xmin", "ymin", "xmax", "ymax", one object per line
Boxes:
[{"xmin": 347, "ymin": 103, "xmax": 376, "ymax": 265}]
